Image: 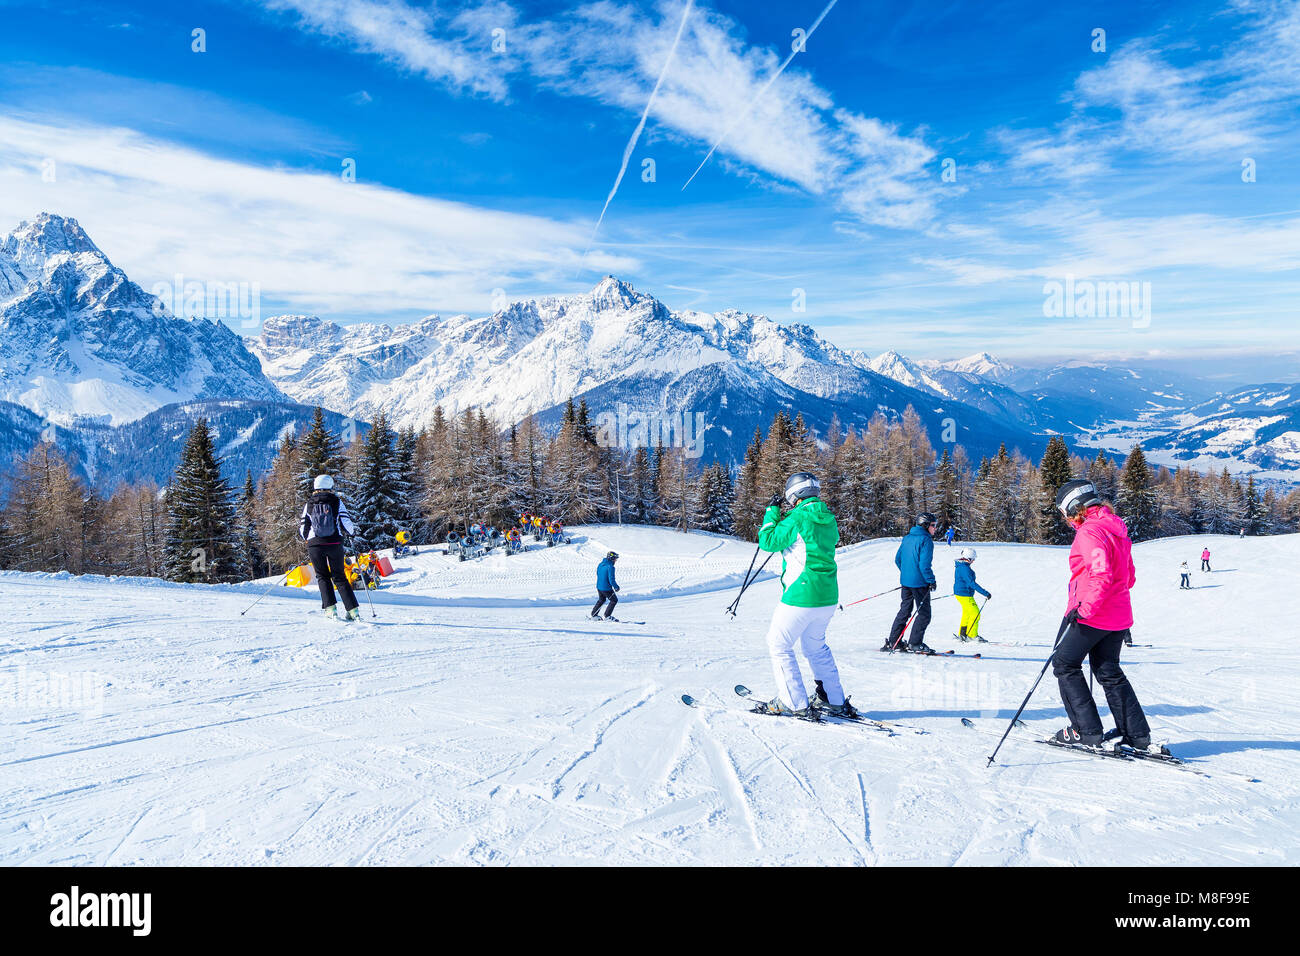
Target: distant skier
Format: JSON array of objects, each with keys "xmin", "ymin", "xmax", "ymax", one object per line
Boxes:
[
  {"xmin": 1050, "ymin": 479, "xmax": 1153, "ymax": 750},
  {"xmin": 1201, "ymin": 548, "xmax": 1211, "ymax": 572},
  {"xmin": 953, "ymin": 547, "xmax": 991, "ymax": 642},
  {"xmin": 591, "ymin": 551, "xmax": 621, "ymax": 620},
  {"xmin": 299, "ymin": 475, "xmax": 361, "ymax": 622},
  {"xmin": 1239, "ymin": 527, "xmax": 1246, "ymax": 539},
  {"xmin": 1179, "ymin": 561, "xmax": 1192, "ymax": 590},
  {"xmin": 883, "ymin": 512, "xmax": 939, "ymax": 654},
  {"xmin": 945, "ymin": 526, "xmax": 956, "ymax": 547},
  {"xmin": 754, "ymin": 473, "xmax": 858, "ymax": 719}
]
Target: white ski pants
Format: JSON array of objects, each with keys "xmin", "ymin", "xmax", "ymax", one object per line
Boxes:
[{"xmin": 765, "ymin": 602, "xmax": 843, "ymax": 710}]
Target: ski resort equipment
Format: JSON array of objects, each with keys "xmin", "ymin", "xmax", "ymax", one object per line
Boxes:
[
  {"xmin": 916, "ymin": 512, "xmax": 938, "ymax": 527},
  {"xmin": 986, "ymin": 613, "xmax": 1075, "ymax": 766},
  {"xmin": 959, "ymin": 547, "xmax": 977, "ymax": 562},
  {"xmin": 782, "ymin": 471, "xmax": 820, "ymax": 506},
  {"xmin": 839, "ymin": 585, "xmax": 902, "ymax": 610},
  {"xmin": 313, "ymin": 474, "xmax": 334, "ymax": 491},
  {"xmin": 285, "ymin": 564, "xmax": 314, "ymax": 588},
  {"xmin": 239, "ymin": 571, "xmax": 290, "ymax": 616}
]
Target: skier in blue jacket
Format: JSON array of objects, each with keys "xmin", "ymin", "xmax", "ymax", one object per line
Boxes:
[
  {"xmin": 953, "ymin": 547, "xmax": 991, "ymax": 642},
  {"xmin": 883, "ymin": 513, "xmax": 939, "ymax": 654},
  {"xmin": 591, "ymin": 551, "xmax": 621, "ymax": 620}
]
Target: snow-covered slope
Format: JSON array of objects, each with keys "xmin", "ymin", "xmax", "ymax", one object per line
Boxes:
[
  {"xmin": 0, "ymin": 214, "xmax": 285, "ymax": 426},
  {"xmin": 2, "ymin": 526, "xmax": 1295, "ymax": 865}
]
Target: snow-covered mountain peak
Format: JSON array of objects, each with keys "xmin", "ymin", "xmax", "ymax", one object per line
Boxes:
[
  {"xmin": 1, "ymin": 213, "xmax": 102, "ymax": 277},
  {"xmin": 259, "ymin": 314, "xmax": 343, "ymax": 351},
  {"xmin": 587, "ymin": 275, "xmax": 643, "ymax": 311},
  {"xmin": 945, "ymin": 351, "xmax": 1011, "ymax": 379}
]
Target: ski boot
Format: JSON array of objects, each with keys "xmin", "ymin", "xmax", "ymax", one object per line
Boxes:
[
  {"xmin": 956, "ymin": 626, "xmax": 969, "ymax": 642},
  {"xmin": 1103, "ymin": 727, "xmax": 1170, "ymax": 756},
  {"xmin": 346, "ymin": 607, "xmax": 362, "ymax": 622},
  {"xmin": 758, "ymin": 697, "xmax": 818, "ymax": 720},
  {"xmin": 908, "ymin": 641, "xmax": 937, "ymax": 656},
  {"xmin": 1053, "ymin": 726, "xmax": 1104, "ymax": 747},
  {"xmin": 323, "ymin": 605, "xmax": 339, "ymax": 620},
  {"xmin": 879, "ymin": 639, "xmax": 897, "ymax": 652},
  {"xmin": 971, "ymin": 634, "xmax": 988, "ymax": 644},
  {"xmin": 812, "ymin": 681, "xmax": 861, "ymax": 719}
]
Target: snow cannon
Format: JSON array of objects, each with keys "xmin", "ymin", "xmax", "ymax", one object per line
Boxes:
[{"xmin": 285, "ymin": 564, "xmax": 315, "ymax": 588}]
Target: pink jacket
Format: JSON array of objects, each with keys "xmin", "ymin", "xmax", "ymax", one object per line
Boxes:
[
  {"xmin": 1066, "ymin": 505, "xmax": 1136, "ymax": 631},
  {"xmin": 1201, "ymin": 549, "xmax": 1211, "ymax": 560}
]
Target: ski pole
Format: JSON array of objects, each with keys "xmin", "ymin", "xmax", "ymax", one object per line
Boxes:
[
  {"xmin": 726, "ymin": 550, "xmax": 774, "ymax": 617},
  {"xmin": 888, "ymin": 611, "xmax": 918, "ymax": 653},
  {"xmin": 986, "ymin": 612, "xmax": 1076, "ymax": 767},
  {"xmin": 346, "ymin": 545, "xmax": 378, "ymax": 619},
  {"xmin": 727, "ymin": 543, "xmax": 760, "ymax": 613},
  {"xmin": 727, "ymin": 552, "xmax": 774, "ymax": 617},
  {"xmin": 967, "ymin": 595, "xmax": 989, "ymax": 637},
  {"xmin": 239, "ymin": 572, "xmax": 289, "ymax": 616},
  {"xmin": 840, "ymin": 585, "xmax": 902, "ymax": 611}
]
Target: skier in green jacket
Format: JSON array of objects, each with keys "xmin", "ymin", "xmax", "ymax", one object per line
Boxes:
[{"xmin": 754, "ymin": 471, "xmax": 859, "ymax": 719}]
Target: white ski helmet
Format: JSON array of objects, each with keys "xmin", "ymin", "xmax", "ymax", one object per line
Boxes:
[
  {"xmin": 959, "ymin": 547, "xmax": 977, "ymax": 562},
  {"xmin": 784, "ymin": 471, "xmax": 820, "ymax": 506},
  {"xmin": 313, "ymin": 474, "xmax": 335, "ymax": 491}
]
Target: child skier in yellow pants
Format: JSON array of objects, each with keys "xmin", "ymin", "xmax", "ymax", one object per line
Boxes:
[{"xmin": 953, "ymin": 548, "xmax": 991, "ymax": 642}]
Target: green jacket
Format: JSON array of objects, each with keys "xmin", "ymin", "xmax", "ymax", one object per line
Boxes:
[{"xmin": 757, "ymin": 497, "xmax": 839, "ymax": 607}]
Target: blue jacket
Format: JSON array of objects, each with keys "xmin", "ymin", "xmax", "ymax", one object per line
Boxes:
[
  {"xmin": 895, "ymin": 526, "xmax": 936, "ymax": 588},
  {"xmin": 954, "ymin": 560, "xmax": 990, "ymax": 598},
  {"xmin": 597, "ymin": 557, "xmax": 619, "ymax": 592}
]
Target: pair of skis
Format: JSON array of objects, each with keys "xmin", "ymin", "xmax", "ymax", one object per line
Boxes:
[
  {"xmin": 681, "ymin": 685, "xmax": 923, "ymax": 736},
  {"xmin": 958, "ymin": 717, "xmax": 1212, "ymax": 776}
]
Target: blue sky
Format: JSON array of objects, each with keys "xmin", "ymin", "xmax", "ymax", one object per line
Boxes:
[{"xmin": 2, "ymin": 0, "xmax": 1299, "ymax": 369}]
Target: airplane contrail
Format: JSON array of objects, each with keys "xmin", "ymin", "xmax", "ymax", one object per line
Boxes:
[
  {"xmin": 681, "ymin": 0, "xmax": 839, "ymax": 191},
  {"xmin": 582, "ymin": 0, "xmax": 695, "ymax": 264}
]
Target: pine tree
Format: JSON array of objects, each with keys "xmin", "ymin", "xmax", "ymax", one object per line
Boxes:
[
  {"xmin": 162, "ymin": 419, "xmax": 244, "ymax": 583},
  {"xmin": 237, "ymin": 470, "xmax": 265, "ymax": 580},
  {"xmin": 298, "ymin": 407, "xmax": 347, "ymax": 498},
  {"xmin": 1243, "ymin": 475, "xmax": 1265, "ymax": 535},
  {"xmin": 1038, "ymin": 436, "xmax": 1074, "ymax": 544},
  {"xmin": 731, "ymin": 427, "xmax": 765, "ymax": 540},
  {"xmin": 350, "ymin": 411, "xmax": 401, "ymax": 550},
  {"xmin": 1115, "ymin": 445, "xmax": 1160, "ymax": 542}
]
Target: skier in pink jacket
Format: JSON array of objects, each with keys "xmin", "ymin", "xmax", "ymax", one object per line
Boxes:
[{"xmin": 1051, "ymin": 479, "xmax": 1153, "ymax": 751}]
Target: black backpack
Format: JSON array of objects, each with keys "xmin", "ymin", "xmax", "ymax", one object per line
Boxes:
[{"xmin": 307, "ymin": 494, "xmax": 338, "ymax": 539}]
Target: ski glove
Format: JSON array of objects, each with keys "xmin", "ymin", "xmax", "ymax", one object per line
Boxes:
[
  {"xmin": 768, "ymin": 493, "xmax": 783, "ymax": 508},
  {"xmin": 1064, "ymin": 606, "xmax": 1081, "ymax": 625},
  {"xmin": 928, "ymin": 582, "xmax": 937, "ymax": 592}
]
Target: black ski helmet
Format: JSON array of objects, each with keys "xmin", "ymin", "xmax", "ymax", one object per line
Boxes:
[
  {"xmin": 783, "ymin": 471, "xmax": 821, "ymax": 506},
  {"xmin": 915, "ymin": 512, "xmax": 938, "ymax": 527},
  {"xmin": 606, "ymin": 551, "xmax": 619, "ymax": 560},
  {"xmin": 1056, "ymin": 479, "xmax": 1100, "ymax": 518}
]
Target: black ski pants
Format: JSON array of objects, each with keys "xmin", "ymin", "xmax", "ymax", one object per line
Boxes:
[
  {"xmin": 1201, "ymin": 558, "xmax": 1211, "ymax": 571},
  {"xmin": 592, "ymin": 590, "xmax": 618, "ymax": 618},
  {"xmin": 888, "ymin": 586, "xmax": 932, "ymax": 647},
  {"xmin": 1053, "ymin": 621, "xmax": 1150, "ymax": 739},
  {"xmin": 308, "ymin": 542, "xmax": 359, "ymax": 611}
]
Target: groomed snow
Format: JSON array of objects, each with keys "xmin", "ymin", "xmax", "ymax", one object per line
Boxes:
[{"xmin": 2, "ymin": 527, "xmax": 1296, "ymax": 866}]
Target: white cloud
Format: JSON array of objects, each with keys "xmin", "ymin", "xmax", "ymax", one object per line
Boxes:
[
  {"xmin": 260, "ymin": 0, "xmax": 510, "ymax": 99},
  {"xmin": 255, "ymin": 0, "xmax": 941, "ymax": 229},
  {"xmin": 0, "ymin": 115, "xmax": 637, "ymax": 318}
]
